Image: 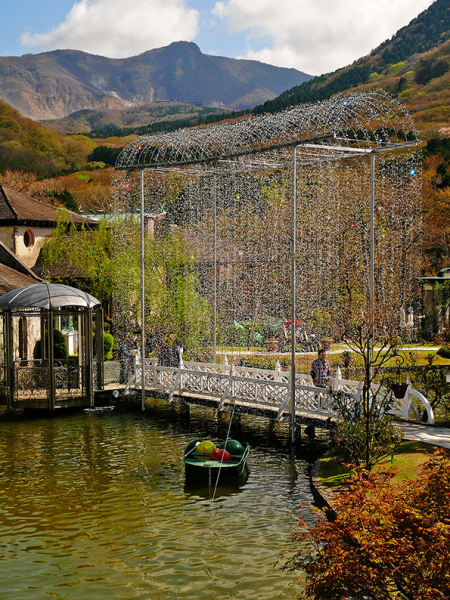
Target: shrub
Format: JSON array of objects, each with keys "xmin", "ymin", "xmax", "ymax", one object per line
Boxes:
[
  {"xmin": 184, "ymin": 347, "xmax": 214, "ymax": 363},
  {"xmin": 330, "ymin": 388, "xmax": 403, "ymax": 470},
  {"xmin": 53, "ymin": 328, "xmax": 69, "ymax": 359},
  {"xmin": 226, "ymin": 320, "xmax": 263, "ymax": 347},
  {"xmin": 238, "ymin": 356, "xmax": 290, "ymax": 370},
  {"xmin": 437, "ymin": 345, "xmax": 450, "ymax": 359},
  {"xmin": 103, "ymin": 332, "xmax": 114, "ymax": 361},
  {"xmin": 332, "ymin": 416, "xmax": 403, "ymax": 469},
  {"xmin": 285, "ymin": 450, "xmax": 450, "ymax": 600}
]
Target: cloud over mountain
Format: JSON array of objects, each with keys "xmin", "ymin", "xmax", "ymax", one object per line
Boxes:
[
  {"xmin": 21, "ymin": 0, "xmax": 199, "ymax": 58},
  {"xmin": 213, "ymin": 0, "xmax": 435, "ymax": 74}
]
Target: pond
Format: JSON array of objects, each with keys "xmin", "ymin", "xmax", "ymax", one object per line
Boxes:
[{"xmin": 0, "ymin": 401, "xmax": 319, "ymax": 599}]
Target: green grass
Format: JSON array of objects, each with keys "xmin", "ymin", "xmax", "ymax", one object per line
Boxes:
[{"xmin": 319, "ymin": 441, "xmax": 432, "ymax": 489}]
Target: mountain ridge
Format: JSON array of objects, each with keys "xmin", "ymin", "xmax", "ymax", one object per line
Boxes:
[{"xmin": 0, "ymin": 41, "xmax": 312, "ymax": 121}]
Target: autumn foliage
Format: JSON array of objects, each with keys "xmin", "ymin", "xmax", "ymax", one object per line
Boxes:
[{"xmin": 286, "ymin": 449, "xmax": 450, "ymax": 600}]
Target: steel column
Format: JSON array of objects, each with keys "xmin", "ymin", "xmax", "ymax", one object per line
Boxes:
[
  {"xmin": 213, "ymin": 175, "xmax": 217, "ymax": 363},
  {"xmin": 48, "ymin": 309, "xmax": 55, "ymax": 410},
  {"xmin": 290, "ymin": 146, "xmax": 297, "ymax": 444},
  {"xmin": 370, "ymin": 152, "xmax": 375, "ymax": 368}
]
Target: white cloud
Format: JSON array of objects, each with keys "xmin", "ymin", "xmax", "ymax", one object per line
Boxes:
[
  {"xmin": 213, "ymin": 0, "xmax": 435, "ymax": 74},
  {"xmin": 21, "ymin": 0, "xmax": 199, "ymax": 58}
]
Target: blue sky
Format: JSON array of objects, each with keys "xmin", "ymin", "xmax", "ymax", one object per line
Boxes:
[{"xmin": 1, "ymin": 0, "xmax": 435, "ymax": 75}]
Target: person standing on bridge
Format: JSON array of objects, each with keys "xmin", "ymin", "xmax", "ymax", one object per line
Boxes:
[
  {"xmin": 171, "ymin": 340, "xmax": 184, "ymax": 368},
  {"xmin": 310, "ymin": 348, "xmax": 330, "ymax": 388}
]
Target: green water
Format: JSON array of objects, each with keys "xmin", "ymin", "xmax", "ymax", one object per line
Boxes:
[{"xmin": 0, "ymin": 402, "xmax": 314, "ymax": 599}]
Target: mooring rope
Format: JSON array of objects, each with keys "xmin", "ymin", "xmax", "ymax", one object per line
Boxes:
[{"xmin": 210, "ymin": 397, "xmax": 238, "ymax": 511}]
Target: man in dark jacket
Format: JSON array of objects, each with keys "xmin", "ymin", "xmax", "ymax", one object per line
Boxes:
[{"xmin": 310, "ymin": 349, "xmax": 330, "ymax": 388}]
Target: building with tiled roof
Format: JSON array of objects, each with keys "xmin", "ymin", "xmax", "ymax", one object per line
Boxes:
[
  {"xmin": 0, "ymin": 240, "xmax": 42, "ymax": 295},
  {"xmin": 0, "ymin": 185, "xmax": 97, "ymax": 269}
]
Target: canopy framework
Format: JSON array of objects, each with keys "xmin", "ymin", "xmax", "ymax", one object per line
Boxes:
[
  {"xmin": 116, "ymin": 91, "xmax": 418, "ymax": 173},
  {"xmin": 0, "ymin": 283, "xmax": 104, "ymax": 411},
  {"xmin": 113, "ymin": 91, "xmax": 422, "ymax": 425}
]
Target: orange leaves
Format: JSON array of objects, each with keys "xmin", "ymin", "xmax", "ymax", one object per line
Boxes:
[{"xmin": 286, "ymin": 450, "xmax": 450, "ymax": 600}]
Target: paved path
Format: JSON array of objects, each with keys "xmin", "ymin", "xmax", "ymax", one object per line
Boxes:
[
  {"xmin": 395, "ymin": 420, "xmax": 450, "ymax": 449},
  {"xmin": 231, "ymin": 345, "xmax": 442, "ymax": 357}
]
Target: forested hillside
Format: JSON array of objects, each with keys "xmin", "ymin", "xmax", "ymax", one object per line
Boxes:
[
  {"xmin": 0, "ymin": 100, "xmax": 94, "ymax": 175},
  {"xmin": 253, "ymin": 0, "xmax": 450, "ymax": 125}
]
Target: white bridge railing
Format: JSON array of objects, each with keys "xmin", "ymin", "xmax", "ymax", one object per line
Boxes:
[{"xmin": 125, "ymin": 356, "xmax": 435, "ymax": 424}]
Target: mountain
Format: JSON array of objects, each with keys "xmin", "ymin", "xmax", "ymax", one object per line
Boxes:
[
  {"xmin": 41, "ymin": 101, "xmax": 233, "ymax": 136},
  {"xmin": 0, "ymin": 42, "xmax": 312, "ymax": 122},
  {"xmin": 253, "ymin": 0, "xmax": 450, "ymax": 137},
  {"xmin": 0, "ymin": 99, "xmax": 94, "ymax": 175}
]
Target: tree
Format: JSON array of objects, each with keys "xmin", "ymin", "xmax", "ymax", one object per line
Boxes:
[
  {"xmin": 112, "ymin": 218, "xmax": 211, "ymax": 352},
  {"xmin": 333, "ymin": 314, "xmax": 405, "ymax": 469},
  {"xmin": 34, "ymin": 188, "xmax": 80, "ymax": 212},
  {"xmin": 0, "ymin": 169, "xmax": 37, "ymax": 193},
  {"xmin": 330, "ymin": 388, "xmax": 403, "ymax": 470},
  {"xmin": 87, "ymin": 146, "xmax": 121, "ymax": 166},
  {"xmin": 329, "ymin": 155, "xmax": 421, "ymax": 469},
  {"xmin": 414, "ymin": 58, "xmax": 449, "ymax": 86},
  {"xmin": 284, "ymin": 450, "xmax": 450, "ymax": 600},
  {"xmin": 41, "ymin": 213, "xmax": 113, "ymax": 306}
]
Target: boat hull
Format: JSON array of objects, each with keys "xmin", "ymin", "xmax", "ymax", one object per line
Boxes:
[{"xmin": 184, "ymin": 440, "xmax": 250, "ymax": 481}]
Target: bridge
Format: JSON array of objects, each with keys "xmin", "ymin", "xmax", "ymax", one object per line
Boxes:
[{"xmin": 118, "ymin": 356, "xmax": 435, "ymax": 430}]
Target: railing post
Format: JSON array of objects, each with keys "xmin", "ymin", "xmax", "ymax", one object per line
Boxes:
[
  {"xmin": 180, "ymin": 363, "xmax": 184, "ymax": 390},
  {"xmin": 404, "ymin": 376, "xmax": 411, "ymax": 420},
  {"xmin": 334, "ymin": 365, "xmax": 342, "ymax": 391},
  {"xmin": 357, "ymin": 381, "xmax": 363, "ymax": 402},
  {"xmin": 223, "ymin": 354, "xmax": 229, "ymax": 374},
  {"xmin": 230, "ymin": 363, "xmax": 236, "ymax": 398},
  {"xmin": 5, "ymin": 311, "xmax": 13, "ymax": 410},
  {"xmin": 135, "ymin": 353, "xmax": 141, "ymax": 387},
  {"xmin": 275, "ymin": 360, "xmax": 281, "ymax": 382}
]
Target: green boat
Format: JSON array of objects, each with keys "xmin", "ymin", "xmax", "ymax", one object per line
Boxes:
[{"xmin": 184, "ymin": 439, "xmax": 250, "ymax": 481}]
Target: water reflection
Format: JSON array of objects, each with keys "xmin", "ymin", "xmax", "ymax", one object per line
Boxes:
[
  {"xmin": 0, "ymin": 402, "xmax": 320, "ymax": 600},
  {"xmin": 184, "ymin": 471, "xmax": 249, "ymax": 500}
]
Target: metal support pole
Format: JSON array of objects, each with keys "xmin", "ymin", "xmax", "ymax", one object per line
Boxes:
[
  {"xmin": 48, "ymin": 309, "xmax": 55, "ymax": 410},
  {"xmin": 370, "ymin": 153, "xmax": 375, "ymax": 370},
  {"xmin": 5, "ymin": 311, "xmax": 13, "ymax": 410},
  {"xmin": 213, "ymin": 175, "xmax": 217, "ymax": 363},
  {"xmin": 96, "ymin": 307, "xmax": 105, "ymax": 390},
  {"xmin": 85, "ymin": 308, "xmax": 94, "ymax": 407},
  {"xmin": 140, "ymin": 168, "xmax": 146, "ymax": 411},
  {"xmin": 290, "ymin": 146, "xmax": 297, "ymax": 444}
]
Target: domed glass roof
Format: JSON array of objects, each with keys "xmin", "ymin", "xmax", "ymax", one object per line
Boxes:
[{"xmin": 0, "ymin": 282, "xmax": 100, "ymax": 310}]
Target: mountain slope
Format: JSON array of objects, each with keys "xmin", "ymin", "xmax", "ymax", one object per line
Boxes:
[
  {"xmin": 41, "ymin": 101, "xmax": 232, "ymax": 135},
  {"xmin": 253, "ymin": 0, "xmax": 450, "ymax": 121},
  {"xmin": 0, "ymin": 99, "xmax": 94, "ymax": 175},
  {"xmin": 0, "ymin": 42, "xmax": 312, "ymax": 121}
]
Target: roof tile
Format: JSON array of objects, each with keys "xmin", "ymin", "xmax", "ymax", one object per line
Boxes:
[{"xmin": 0, "ymin": 186, "xmax": 96, "ymax": 225}]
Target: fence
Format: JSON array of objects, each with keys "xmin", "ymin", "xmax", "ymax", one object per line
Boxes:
[{"xmin": 120, "ymin": 356, "xmax": 435, "ymax": 424}]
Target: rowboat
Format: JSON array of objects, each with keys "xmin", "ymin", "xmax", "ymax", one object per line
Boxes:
[{"xmin": 183, "ymin": 439, "xmax": 250, "ymax": 481}]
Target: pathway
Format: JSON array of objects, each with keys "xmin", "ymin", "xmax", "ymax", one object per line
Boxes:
[{"xmin": 395, "ymin": 420, "xmax": 450, "ymax": 450}]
